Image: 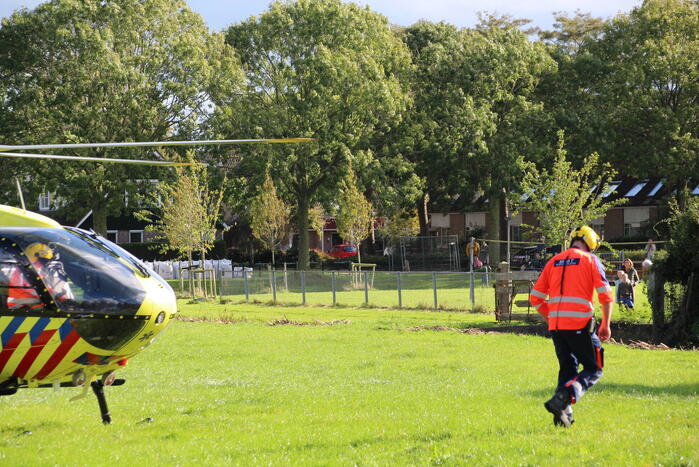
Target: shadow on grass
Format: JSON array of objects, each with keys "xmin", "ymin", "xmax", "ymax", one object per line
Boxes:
[{"xmin": 530, "ymin": 382, "xmax": 699, "ymax": 398}]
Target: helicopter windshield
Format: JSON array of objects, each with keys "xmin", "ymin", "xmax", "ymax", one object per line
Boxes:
[{"xmin": 0, "ymin": 227, "xmax": 146, "ymax": 316}]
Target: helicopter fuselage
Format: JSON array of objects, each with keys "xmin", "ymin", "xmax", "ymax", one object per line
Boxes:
[{"xmin": 0, "ymin": 205, "xmax": 176, "ymax": 392}]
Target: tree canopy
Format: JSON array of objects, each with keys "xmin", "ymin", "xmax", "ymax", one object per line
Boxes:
[
  {"xmin": 0, "ymin": 0, "xmax": 241, "ymax": 233},
  {"xmin": 213, "ymin": 0, "xmax": 412, "ymax": 269}
]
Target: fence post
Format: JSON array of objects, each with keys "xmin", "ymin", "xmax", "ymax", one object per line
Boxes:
[
  {"xmin": 364, "ymin": 271, "xmax": 369, "ymax": 305},
  {"xmin": 243, "ymin": 270, "xmax": 249, "ymax": 302},
  {"xmin": 271, "ymin": 270, "xmax": 277, "ymax": 302},
  {"xmin": 433, "ymin": 272, "xmax": 438, "ymax": 309},
  {"xmin": 301, "ymin": 270, "xmax": 306, "ymax": 305},
  {"xmin": 469, "ymin": 237, "xmax": 475, "ymax": 306},
  {"xmin": 397, "ymin": 272, "xmax": 402, "ymax": 308},
  {"xmin": 332, "ymin": 271, "xmax": 337, "ymax": 305}
]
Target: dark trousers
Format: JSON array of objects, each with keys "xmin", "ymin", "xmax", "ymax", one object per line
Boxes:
[{"xmin": 550, "ymin": 325, "xmax": 604, "ymax": 403}]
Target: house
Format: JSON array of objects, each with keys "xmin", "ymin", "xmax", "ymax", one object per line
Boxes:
[{"xmin": 427, "ymin": 178, "xmax": 697, "ymax": 243}]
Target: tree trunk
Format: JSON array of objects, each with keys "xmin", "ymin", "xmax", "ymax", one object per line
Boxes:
[
  {"xmin": 296, "ymin": 192, "xmax": 310, "ymax": 270},
  {"xmin": 92, "ymin": 204, "xmax": 108, "ymax": 236},
  {"xmin": 417, "ymin": 193, "xmax": 429, "ymax": 237},
  {"xmin": 272, "ymin": 248, "xmax": 276, "ymax": 268},
  {"xmin": 676, "ymin": 178, "xmax": 690, "ymax": 211},
  {"xmin": 487, "ymin": 193, "xmax": 502, "ymax": 265}
]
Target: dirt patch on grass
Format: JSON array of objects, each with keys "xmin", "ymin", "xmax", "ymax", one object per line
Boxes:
[
  {"xmin": 268, "ymin": 318, "xmax": 351, "ymax": 326},
  {"xmin": 176, "ymin": 316, "xmax": 247, "ymax": 324},
  {"xmin": 407, "ymin": 326, "xmax": 490, "ymax": 335}
]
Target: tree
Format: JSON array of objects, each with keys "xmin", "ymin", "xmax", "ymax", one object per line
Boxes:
[
  {"xmin": 399, "ymin": 21, "xmax": 492, "ymax": 236},
  {"xmin": 468, "ymin": 23, "xmax": 557, "ymax": 263},
  {"xmin": 249, "ymin": 173, "xmax": 291, "ymax": 267},
  {"xmin": 0, "ymin": 0, "xmax": 241, "ymax": 233},
  {"xmin": 335, "ymin": 172, "xmax": 373, "ymax": 264},
  {"xmin": 378, "ymin": 209, "xmax": 419, "ymax": 245},
  {"xmin": 308, "ymin": 203, "xmax": 326, "ymax": 252},
  {"xmin": 513, "ymin": 133, "xmax": 625, "ymax": 249},
  {"xmin": 536, "ymin": 11, "xmax": 609, "ymax": 165},
  {"xmin": 584, "ymin": 0, "xmax": 699, "ymax": 207},
  {"xmin": 214, "ymin": 0, "xmax": 412, "ymax": 270},
  {"xmin": 141, "ymin": 153, "xmax": 225, "ymax": 270}
]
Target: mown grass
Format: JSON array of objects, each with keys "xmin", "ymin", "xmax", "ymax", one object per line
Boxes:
[
  {"xmin": 0, "ymin": 302, "xmax": 695, "ymax": 465},
  {"xmin": 173, "ymin": 271, "xmax": 654, "ymax": 323}
]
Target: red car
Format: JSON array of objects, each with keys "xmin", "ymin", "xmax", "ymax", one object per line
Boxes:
[{"xmin": 329, "ymin": 244, "xmax": 358, "ymax": 259}]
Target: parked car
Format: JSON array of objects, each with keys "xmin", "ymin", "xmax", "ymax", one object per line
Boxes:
[
  {"xmin": 511, "ymin": 244, "xmax": 560, "ymax": 271},
  {"xmin": 329, "ymin": 244, "xmax": 358, "ymax": 259}
]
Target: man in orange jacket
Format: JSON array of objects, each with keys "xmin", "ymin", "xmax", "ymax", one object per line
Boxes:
[{"xmin": 529, "ymin": 226, "xmax": 613, "ymax": 427}]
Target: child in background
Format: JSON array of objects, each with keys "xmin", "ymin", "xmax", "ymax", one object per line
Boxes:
[{"xmin": 616, "ymin": 270, "xmax": 635, "ymax": 310}]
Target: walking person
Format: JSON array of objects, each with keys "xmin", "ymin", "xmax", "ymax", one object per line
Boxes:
[{"xmin": 529, "ymin": 226, "xmax": 613, "ymax": 427}]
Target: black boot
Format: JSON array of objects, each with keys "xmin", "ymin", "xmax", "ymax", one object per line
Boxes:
[
  {"xmin": 545, "ymin": 390, "xmax": 572, "ymax": 427},
  {"xmin": 553, "ymin": 406, "xmax": 574, "ymax": 426}
]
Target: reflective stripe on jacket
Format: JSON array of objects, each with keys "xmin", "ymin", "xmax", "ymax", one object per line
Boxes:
[
  {"xmin": 529, "ymin": 246, "xmax": 613, "ymax": 330},
  {"xmin": 7, "ymin": 267, "xmax": 43, "ymax": 310}
]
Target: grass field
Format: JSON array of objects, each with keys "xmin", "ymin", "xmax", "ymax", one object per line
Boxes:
[
  {"xmin": 173, "ymin": 270, "xmax": 655, "ymax": 323},
  {"xmin": 0, "ymin": 302, "xmax": 695, "ymax": 465}
]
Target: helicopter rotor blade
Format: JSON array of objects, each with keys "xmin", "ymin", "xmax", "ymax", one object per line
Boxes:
[
  {"xmin": 0, "ymin": 152, "xmax": 194, "ymax": 166},
  {"xmin": 0, "ymin": 137, "xmax": 313, "ymax": 152}
]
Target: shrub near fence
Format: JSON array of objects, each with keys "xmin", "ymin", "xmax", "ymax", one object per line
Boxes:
[{"xmin": 169, "ymin": 270, "xmax": 538, "ymax": 314}]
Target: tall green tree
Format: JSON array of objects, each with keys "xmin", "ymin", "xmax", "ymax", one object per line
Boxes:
[
  {"xmin": 398, "ymin": 20, "xmax": 555, "ymax": 260},
  {"xmin": 536, "ymin": 11, "xmax": 609, "ymax": 163},
  {"xmin": 0, "ymin": 0, "xmax": 241, "ymax": 233},
  {"xmin": 249, "ymin": 173, "xmax": 291, "ymax": 267},
  {"xmin": 214, "ymin": 0, "xmax": 412, "ymax": 270},
  {"xmin": 468, "ymin": 23, "xmax": 557, "ymax": 262},
  {"xmin": 335, "ymin": 172, "xmax": 373, "ymax": 265},
  {"xmin": 399, "ymin": 21, "xmax": 493, "ymax": 236},
  {"xmin": 584, "ymin": 0, "xmax": 699, "ymax": 206}
]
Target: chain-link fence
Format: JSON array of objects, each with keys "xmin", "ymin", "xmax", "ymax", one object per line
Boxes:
[{"xmin": 169, "ymin": 269, "xmax": 540, "ymax": 314}]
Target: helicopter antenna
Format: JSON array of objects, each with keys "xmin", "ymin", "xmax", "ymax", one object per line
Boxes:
[{"xmin": 15, "ymin": 177, "xmax": 26, "ymax": 212}]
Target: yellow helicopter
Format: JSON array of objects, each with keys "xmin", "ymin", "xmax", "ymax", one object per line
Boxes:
[{"xmin": 0, "ymin": 138, "xmax": 310, "ymax": 423}]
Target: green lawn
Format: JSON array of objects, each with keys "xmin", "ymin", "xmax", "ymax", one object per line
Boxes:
[
  {"xmin": 172, "ymin": 271, "xmax": 654, "ymax": 323},
  {"xmin": 0, "ymin": 302, "xmax": 695, "ymax": 465}
]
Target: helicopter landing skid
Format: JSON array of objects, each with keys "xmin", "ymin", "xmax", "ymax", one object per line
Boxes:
[{"xmin": 90, "ymin": 379, "xmax": 126, "ymax": 425}]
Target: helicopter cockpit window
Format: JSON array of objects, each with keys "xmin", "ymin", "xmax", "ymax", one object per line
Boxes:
[
  {"xmin": 0, "ymin": 228, "xmax": 148, "ymax": 349},
  {"xmin": 4, "ymin": 228, "xmax": 147, "ymax": 314}
]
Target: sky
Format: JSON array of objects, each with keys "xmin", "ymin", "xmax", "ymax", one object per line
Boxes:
[{"xmin": 1, "ymin": 0, "xmax": 642, "ymax": 32}]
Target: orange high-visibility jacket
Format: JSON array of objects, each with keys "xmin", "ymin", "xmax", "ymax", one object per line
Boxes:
[
  {"xmin": 529, "ymin": 246, "xmax": 613, "ymax": 330},
  {"xmin": 7, "ymin": 267, "xmax": 43, "ymax": 310}
]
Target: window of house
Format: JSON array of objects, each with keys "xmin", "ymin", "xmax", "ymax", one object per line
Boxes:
[
  {"xmin": 510, "ymin": 225, "xmax": 522, "ymax": 242},
  {"xmin": 648, "ymin": 182, "xmax": 663, "ymax": 197},
  {"xmin": 602, "ymin": 182, "xmax": 620, "ymax": 198},
  {"xmin": 106, "ymin": 231, "xmax": 118, "ymax": 244},
  {"xmin": 464, "ymin": 212, "xmax": 486, "ymax": 231},
  {"xmin": 623, "ymin": 208, "xmax": 650, "ymax": 237},
  {"xmin": 429, "ymin": 213, "xmax": 450, "ymax": 229},
  {"xmin": 590, "ymin": 219, "xmax": 605, "ymax": 240},
  {"xmin": 129, "ymin": 230, "xmax": 143, "ymax": 243},
  {"xmin": 625, "ymin": 182, "xmax": 647, "ymax": 197},
  {"xmin": 38, "ymin": 193, "xmax": 52, "ymax": 211}
]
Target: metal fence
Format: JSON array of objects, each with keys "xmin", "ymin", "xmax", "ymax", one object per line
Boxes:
[{"xmin": 170, "ymin": 269, "xmax": 538, "ymax": 314}]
